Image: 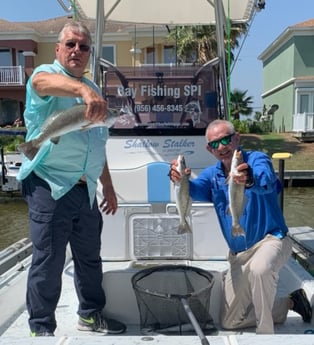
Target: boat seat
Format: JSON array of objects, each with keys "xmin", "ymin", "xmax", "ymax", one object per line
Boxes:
[{"xmin": 109, "ymin": 161, "xmax": 174, "ymax": 203}]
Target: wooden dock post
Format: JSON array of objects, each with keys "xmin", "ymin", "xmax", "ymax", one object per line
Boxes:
[{"xmin": 272, "ymin": 152, "xmax": 292, "ymax": 211}]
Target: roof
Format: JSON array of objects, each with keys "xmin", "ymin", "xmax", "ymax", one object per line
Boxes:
[
  {"xmin": 292, "ymin": 18, "xmax": 314, "ymax": 28},
  {"xmin": 0, "ymin": 19, "xmax": 34, "ymax": 33},
  {"xmin": 259, "ymin": 18, "xmax": 314, "ymax": 61},
  {"xmin": 75, "ymin": 0, "xmax": 256, "ymax": 25},
  {"xmin": 0, "ymin": 16, "xmax": 132, "ymax": 37}
]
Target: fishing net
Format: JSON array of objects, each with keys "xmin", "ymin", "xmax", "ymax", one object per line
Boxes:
[{"xmin": 132, "ymin": 265, "xmax": 217, "ymax": 335}]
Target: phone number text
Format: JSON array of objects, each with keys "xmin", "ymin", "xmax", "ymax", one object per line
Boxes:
[{"xmin": 135, "ymin": 104, "xmax": 183, "ymax": 113}]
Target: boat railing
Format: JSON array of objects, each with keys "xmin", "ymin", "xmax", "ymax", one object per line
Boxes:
[{"xmin": 0, "ymin": 238, "xmax": 32, "ymax": 277}]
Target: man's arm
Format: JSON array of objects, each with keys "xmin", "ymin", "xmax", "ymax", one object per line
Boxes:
[
  {"xmin": 98, "ymin": 161, "xmax": 118, "ymax": 215},
  {"xmin": 32, "ymin": 72, "xmax": 107, "ymax": 122}
]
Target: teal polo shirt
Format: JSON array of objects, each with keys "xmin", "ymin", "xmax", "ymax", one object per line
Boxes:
[{"xmin": 17, "ymin": 59, "xmax": 109, "ymax": 206}]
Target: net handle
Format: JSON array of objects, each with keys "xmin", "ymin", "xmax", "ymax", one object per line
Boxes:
[{"xmin": 181, "ymin": 298, "xmax": 210, "ymax": 345}]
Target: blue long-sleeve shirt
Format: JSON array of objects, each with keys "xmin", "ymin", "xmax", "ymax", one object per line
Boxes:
[{"xmin": 189, "ymin": 149, "xmax": 288, "ymax": 253}]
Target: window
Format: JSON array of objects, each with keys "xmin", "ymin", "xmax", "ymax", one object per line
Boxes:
[
  {"xmin": 17, "ymin": 51, "xmax": 25, "ymax": 66},
  {"xmin": 146, "ymin": 47, "xmax": 156, "ymax": 64},
  {"xmin": 0, "ymin": 49, "xmax": 11, "ymax": 66},
  {"xmin": 298, "ymin": 92, "xmax": 314, "ymax": 114},
  {"xmin": 102, "ymin": 45, "xmax": 115, "ymax": 64},
  {"xmin": 163, "ymin": 45, "xmax": 176, "ymax": 64}
]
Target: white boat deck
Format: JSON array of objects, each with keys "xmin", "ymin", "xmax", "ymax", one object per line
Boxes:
[{"xmin": 1, "ymin": 253, "xmax": 314, "ymax": 344}]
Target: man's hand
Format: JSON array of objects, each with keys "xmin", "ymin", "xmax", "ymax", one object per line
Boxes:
[
  {"xmin": 233, "ymin": 163, "xmax": 254, "ymax": 187},
  {"xmin": 168, "ymin": 159, "xmax": 191, "ymax": 182},
  {"xmin": 80, "ymin": 85, "xmax": 107, "ymax": 123},
  {"xmin": 99, "ymin": 184, "xmax": 118, "ymax": 215}
]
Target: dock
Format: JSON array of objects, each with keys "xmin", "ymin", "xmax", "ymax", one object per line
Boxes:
[
  {"xmin": 0, "ymin": 129, "xmax": 26, "ymax": 136},
  {"xmin": 276, "ymin": 170, "xmax": 314, "ymax": 186},
  {"xmin": 284, "ymin": 170, "xmax": 314, "ymax": 184}
]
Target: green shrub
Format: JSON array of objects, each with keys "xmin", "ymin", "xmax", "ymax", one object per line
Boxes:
[
  {"xmin": 0, "ymin": 135, "xmax": 25, "ymax": 153},
  {"xmin": 232, "ymin": 119, "xmax": 250, "ymax": 134}
]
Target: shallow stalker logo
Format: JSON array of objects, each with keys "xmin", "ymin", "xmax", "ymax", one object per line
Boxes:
[
  {"xmin": 123, "ymin": 138, "xmax": 196, "ymax": 155},
  {"xmin": 124, "ymin": 138, "xmax": 159, "ymax": 149},
  {"xmin": 162, "ymin": 138, "xmax": 195, "ymax": 149}
]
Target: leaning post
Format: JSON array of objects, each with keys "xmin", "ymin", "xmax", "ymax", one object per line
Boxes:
[{"xmin": 272, "ymin": 152, "xmax": 292, "ymax": 212}]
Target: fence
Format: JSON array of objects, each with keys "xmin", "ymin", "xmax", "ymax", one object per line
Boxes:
[{"xmin": 0, "ymin": 66, "xmax": 25, "ymax": 86}]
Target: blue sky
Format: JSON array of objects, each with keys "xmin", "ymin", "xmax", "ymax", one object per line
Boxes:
[
  {"xmin": 1, "ymin": 0, "xmax": 314, "ymax": 111},
  {"xmin": 231, "ymin": 0, "xmax": 314, "ymax": 111}
]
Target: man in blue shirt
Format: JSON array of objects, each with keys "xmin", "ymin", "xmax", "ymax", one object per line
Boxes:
[
  {"xmin": 170, "ymin": 119, "xmax": 312, "ymax": 333},
  {"xmin": 17, "ymin": 21, "xmax": 125, "ymax": 336}
]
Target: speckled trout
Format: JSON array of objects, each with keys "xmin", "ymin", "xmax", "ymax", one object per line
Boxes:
[
  {"xmin": 227, "ymin": 150, "xmax": 246, "ymax": 237},
  {"xmin": 18, "ymin": 104, "xmax": 116, "ymax": 160},
  {"xmin": 174, "ymin": 154, "xmax": 192, "ymax": 234}
]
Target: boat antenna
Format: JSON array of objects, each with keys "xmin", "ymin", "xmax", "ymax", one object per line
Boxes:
[
  {"xmin": 57, "ymin": 0, "xmax": 77, "ymax": 19},
  {"xmin": 230, "ymin": 12, "xmax": 256, "ymax": 75},
  {"xmin": 230, "ymin": 1, "xmax": 266, "ymax": 74},
  {"xmin": 57, "ymin": 0, "xmax": 72, "ymax": 12},
  {"xmin": 227, "ymin": 0, "xmax": 231, "ymax": 120}
]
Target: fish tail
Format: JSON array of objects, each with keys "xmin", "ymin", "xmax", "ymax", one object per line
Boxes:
[
  {"xmin": 178, "ymin": 220, "xmax": 192, "ymax": 234},
  {"xmin": 232, "ymin": 225, "xmax": 245, "ymax": 237},
  {"xmin": 17, "ymin": 141, "xmax": 39, "ymax": 161}
]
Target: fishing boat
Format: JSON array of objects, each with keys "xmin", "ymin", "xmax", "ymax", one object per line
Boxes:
[
  {"xmin": 0, "ymin": 0, "xmax": 314, "ymax": 344},
  {"xmin": 0, "ymin": 128, "xmax": 25, "ymax": 193},
  {"xmin": 0, "ymin": 148, "xmax": 22, "ymax": 193}
]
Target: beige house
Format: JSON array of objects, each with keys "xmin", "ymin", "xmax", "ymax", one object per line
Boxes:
[{"xmin": 0, "ymin": 16, "xmax": 174, "ymax": 126}]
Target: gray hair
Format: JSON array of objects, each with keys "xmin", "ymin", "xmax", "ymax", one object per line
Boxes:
[
  {"xmin": 58, "ymin": 21, "xmax": 92, "ymax": 45},
  {"xmin": 205, "ymin": 119, "xmax": 235, "ymax": 139}
]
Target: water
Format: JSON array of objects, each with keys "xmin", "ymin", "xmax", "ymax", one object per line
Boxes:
[
  {"xmin": 283, "ymin": 187, "xmax": 314, "ymax": 229},
  {"xmin": 0, "ymin": 187, "xmax": 313, "ymax": 252},
  {"xmin": 0, "ymin": 197, "xmax": 29, "ymax": 251}
]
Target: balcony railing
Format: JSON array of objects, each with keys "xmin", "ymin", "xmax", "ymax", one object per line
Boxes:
[
  {"xmin": 0, "ymin": 66, "xmax": 25, "ymax": 86},
  {"xmin": 292, "ymin": 112, "xmax": 314, "ymax": 132}
]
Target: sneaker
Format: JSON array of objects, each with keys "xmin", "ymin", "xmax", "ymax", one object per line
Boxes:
[
  {"xmin": 290, "ymin": 288, "xmax": 312, "ymax": 323},
  {"xmin": 77, "ymin": 312, "xmax": 126, "ymax": 334},
  {"xmin": 30, "ymin": 331, "xmax": 54, "ymax": 336}
]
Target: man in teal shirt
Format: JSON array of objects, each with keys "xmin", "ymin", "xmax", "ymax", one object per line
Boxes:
[{"xmin": 18, "ymin": 21, "xmax": 125, "ymax": 336}]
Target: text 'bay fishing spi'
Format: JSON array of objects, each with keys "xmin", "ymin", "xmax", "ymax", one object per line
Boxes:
[{"xmin": 18, "ymin": 104, "xmax": 117, "ymax": 161}]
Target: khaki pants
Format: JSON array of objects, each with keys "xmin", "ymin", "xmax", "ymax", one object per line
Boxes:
[{"xmin": 221, "ymin": 235, "xmax": 292, "ymax": 334}]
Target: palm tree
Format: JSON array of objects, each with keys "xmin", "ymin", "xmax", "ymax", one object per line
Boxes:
[
  {"xmin": 230, "ymin": 89, "xmax": 253, "ymax": 120},
  {"xmin": 167, "ymin": 23, "xmax": 248, "ymax": 65}
]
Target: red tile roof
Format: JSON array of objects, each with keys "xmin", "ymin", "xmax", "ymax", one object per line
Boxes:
[
  {"xmin": 0, "ymin": 16, "xmax": 131, "ymax": 35},
  {"xmin": 293, "ymin": 18, "xmax": 314, "ymax": 28}
]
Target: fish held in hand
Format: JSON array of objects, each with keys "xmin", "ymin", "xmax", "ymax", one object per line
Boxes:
[
  {"xmin": 227, "ymin": 150, "xmax": 246, "ymax": 237},
  {"xmin": 174, "ymin": 154, "xmax": 192, "ymax": 234},
  {"xmin": 18, "ymin": 104, "xmax": 116, "ymax": 160}
]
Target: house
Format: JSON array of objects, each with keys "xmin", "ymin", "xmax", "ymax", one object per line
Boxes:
[
  {"xmin": 0, "ymin": 16, "xmax": 177, "ymax": 127},
  {"xmin": 258, "ymin": 19, "xmax": 314, "ymax": 141}
]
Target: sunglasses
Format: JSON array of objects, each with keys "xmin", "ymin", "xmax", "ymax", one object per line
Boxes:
[
  {"xmin": 64, "ymin": 41, "xmax": 90, "ymax": 52},
  {"xmin": 207, "ymin": 133, "xmax": 235, "ymax": 149}
]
